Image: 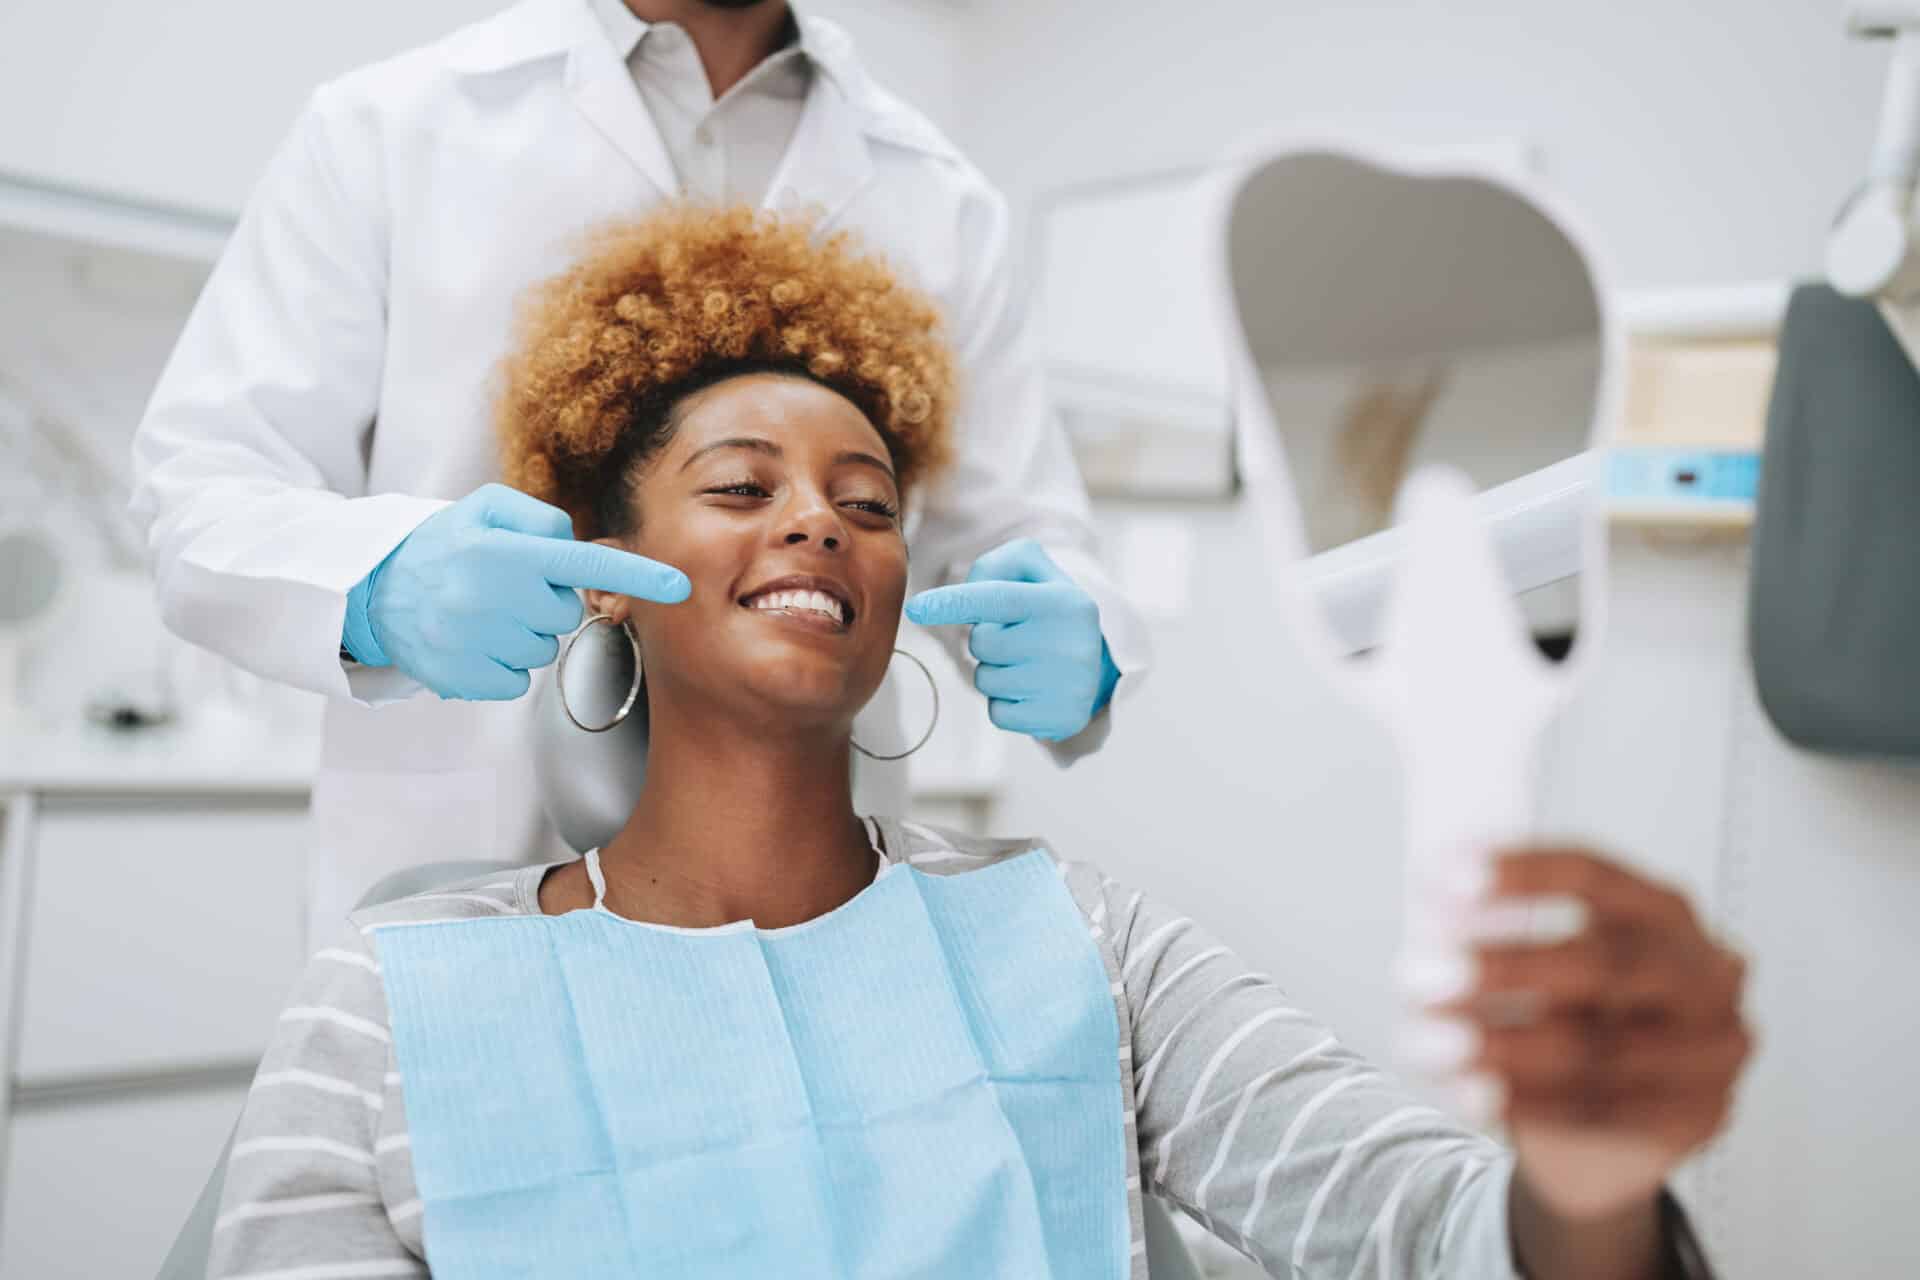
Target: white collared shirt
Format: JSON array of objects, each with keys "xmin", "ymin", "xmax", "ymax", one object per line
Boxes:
[{"xmin": 589, "ymin": 0, "xmax": 812, "ymax": 205}]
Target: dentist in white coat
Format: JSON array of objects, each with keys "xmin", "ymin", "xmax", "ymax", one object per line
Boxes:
[{"xmin": 132, "ymin": 0, "xmax": 1148, "ymax": 941}]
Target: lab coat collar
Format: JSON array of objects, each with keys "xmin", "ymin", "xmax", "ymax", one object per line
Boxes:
[
  {"xmin": 763, "ymin": 58, "xmax": 874, "ymax": 229},
  {"xmin": 442, "ymin": 0, "xmax": 583, "ymax": 74},
  {"xmin": 797, "ymin": 14, "xmax": 958, "ymax": 163},
  {"xmin": 444, "ymin": 0, "xmax": 957, "ymax": 164},
  {"xmin": 562, "ymin": 5, "xmax": 684, "ymax": 199},
  {"xmin": 587, "ymin": 0, "xmax": 648, "ymax": 60}
]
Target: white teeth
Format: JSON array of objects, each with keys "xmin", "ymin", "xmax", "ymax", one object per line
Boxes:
[{"xmin": 747, "ymin": 587, "xmax": 846, "ymax": 623}]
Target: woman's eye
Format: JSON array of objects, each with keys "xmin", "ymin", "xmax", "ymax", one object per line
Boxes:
[
  {"xmin": 843, "ymin": 499, "xmax": 899, "ymax": 520},
  {"xmin": 706, "ymin": 481, "xmax": 770, "ymax": 499}
]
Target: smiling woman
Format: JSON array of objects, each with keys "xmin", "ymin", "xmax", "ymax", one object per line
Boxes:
[
  {"xmin": 204, "ymin": 205, "xmax": 1744, "ymax": 1280},
  {"xmin": 493, "ymin": 204, "xmax": 959, "ymax": 893}
]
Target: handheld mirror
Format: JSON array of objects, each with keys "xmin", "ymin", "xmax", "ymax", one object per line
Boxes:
[{"xmin": 1210, "ymin": 138, "xmax": 1621, "ymax": 1105}]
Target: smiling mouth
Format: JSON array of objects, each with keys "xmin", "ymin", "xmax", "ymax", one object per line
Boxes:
[{"xmin": 738, "ymin": 583, "xmax": 854, "ymax": 631}]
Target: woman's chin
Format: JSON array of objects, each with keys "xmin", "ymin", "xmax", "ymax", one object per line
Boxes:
[{"xmin": 727, "ymin": 666, "xmax": 876, "ymax": 737}]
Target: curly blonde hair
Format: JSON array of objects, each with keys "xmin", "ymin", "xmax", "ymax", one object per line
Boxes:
[{"xmin": 496, "ymin": 205, "xmax": 956, "ymax": 538}]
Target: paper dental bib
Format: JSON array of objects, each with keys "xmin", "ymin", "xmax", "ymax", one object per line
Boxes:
[{"xmin": 374, "ymin": 851, "xmax": 1130, "ymax": 1278}]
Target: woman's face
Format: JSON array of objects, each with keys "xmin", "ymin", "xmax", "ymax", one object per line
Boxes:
[{"xmin": 595, "ymin": 372, "xmax": 908, "ymax": 736}]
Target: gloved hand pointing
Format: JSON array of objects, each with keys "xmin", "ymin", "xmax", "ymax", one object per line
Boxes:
[
  {"xmin": 905, "ymin": 538, "xmax": 1121, "ymax": 742},
  {"xmin": 341, "ymin": 483, "xmax": 689, "ymax": 701}
]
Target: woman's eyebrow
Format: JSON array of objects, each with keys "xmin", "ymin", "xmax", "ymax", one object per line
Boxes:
[
  {"xmin": 680, "ymin": 438, "xmax": 896, "ymax": 482},
  {"xmin": 836, "ymin": 450, "xmax": 896, "ymax": 480},
  {"xmin": 679, "ymin": 437, "xmax": 780, "ymax": 471}
]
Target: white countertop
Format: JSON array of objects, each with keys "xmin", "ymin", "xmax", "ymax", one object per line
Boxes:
[
  {"xmin": 0, "ymin": 707, "xmax": 1005, "ymax": 800},
  {"xmin": 0, "ymin": 704, "xmax": 319, "ymax": 795},
  {"xmin": 0, "ymin": 692, "xmax": 1001, "ymax": 799}
]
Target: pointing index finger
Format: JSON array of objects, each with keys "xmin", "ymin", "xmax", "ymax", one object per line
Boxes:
[
  {"xmin": 496, "ymin": 532, "xmax": 691, "ymax": 603},
  {"xmin": 906, "ymin": 582, "xmax": 1037, "ymax": 628}
]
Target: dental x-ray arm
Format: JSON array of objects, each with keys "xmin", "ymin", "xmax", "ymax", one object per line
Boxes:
[
  {"xmin": 1829, "ymin": 4, "xmax": 1920, "ymax": 365},
  {"xmin": 1308, "ymin": 451, "xmax": 1592, "ymax": 656}
]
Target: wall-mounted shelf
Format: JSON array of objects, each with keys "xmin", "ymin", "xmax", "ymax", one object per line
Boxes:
[
  {"xmin": 0, "ymin": 168, "xmax": 232, "ymax": 265},
  {"xmin": 1612, "ymin": 279, "xmax": 1786, "ymax": 529}
]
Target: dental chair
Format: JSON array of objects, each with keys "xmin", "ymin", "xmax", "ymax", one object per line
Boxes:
[{"xmin": 155, "ymin": 859, "xmax": 506, "ymax": 1280}]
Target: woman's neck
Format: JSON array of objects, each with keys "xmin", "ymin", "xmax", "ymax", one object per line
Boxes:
[{"xmin": 591, "ymin": 705, "xmax": 875, "ymax": 930}]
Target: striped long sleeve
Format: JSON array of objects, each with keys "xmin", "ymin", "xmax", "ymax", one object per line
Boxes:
[
  {"xmin": 1090, "ymin": 870, "xmax": 1520, "ymax": 1278},
  {"xmin": 209, "ymin": 923, "xmax": 425, "ymax": 1279}
]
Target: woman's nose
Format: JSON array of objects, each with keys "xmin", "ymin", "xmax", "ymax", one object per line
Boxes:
[{"xmin": 778, "ymin": 494, "xmax": 845, "ymax": 551}]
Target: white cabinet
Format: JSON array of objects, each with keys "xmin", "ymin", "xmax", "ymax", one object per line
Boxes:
[
  {"xmin": 16, "ymin": 797, "xmax": 307, "ymax": 1085},
  {"xmin": 1, "ymin": 1080, "xmax": 248, "ymax": 1280},
  {"xmin": 0, "ymin": 782, "xmax": 311, "ymax": 1280}
]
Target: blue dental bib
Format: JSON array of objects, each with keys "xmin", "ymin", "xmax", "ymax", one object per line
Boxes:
[{"xmin": 375, "ymin": 850, "xmax": 1130, "ymax": 1278}]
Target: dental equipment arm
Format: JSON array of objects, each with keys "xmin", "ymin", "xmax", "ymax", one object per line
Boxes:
[{"xmin": 1828, "ymin": 4, "xmax": 1920, "ymax": 364}]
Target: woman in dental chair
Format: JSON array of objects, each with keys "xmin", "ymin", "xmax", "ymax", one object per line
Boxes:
[{"xmin": 211, "ymin": 206, "xmax": 1746, "ymax": 1280}]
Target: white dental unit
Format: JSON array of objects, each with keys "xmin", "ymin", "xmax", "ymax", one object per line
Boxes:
[{"xmin": 1828, "ymin": 3, "xmax": 1920, "ymax": 361}]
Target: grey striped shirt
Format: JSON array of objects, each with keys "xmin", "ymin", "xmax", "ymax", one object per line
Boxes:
[{"xmin": 210, "ymin": 819, "xmax": 1519, "ymax": 1278}]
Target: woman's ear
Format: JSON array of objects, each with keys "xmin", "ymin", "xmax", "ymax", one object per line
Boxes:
[
  {"xmin": 582, "ymin": 589, "xmax": 629, "ymax": 623},
  {"xmin": 581, "ymin": 538, "xmax": 635, "ymax": 623}
]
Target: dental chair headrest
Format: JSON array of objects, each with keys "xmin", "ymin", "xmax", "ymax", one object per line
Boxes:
[{"xmin": 532, "ymin": 627, "xmax": 650, "ymax": 855}]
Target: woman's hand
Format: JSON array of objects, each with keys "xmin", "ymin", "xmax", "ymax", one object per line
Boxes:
[{"xmin": 1441, "ymin": 848, "xmax": 1752, "ymax": 1259}]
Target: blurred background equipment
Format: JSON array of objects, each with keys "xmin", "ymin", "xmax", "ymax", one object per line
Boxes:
[
  {"xmin": 1035, "ymin": 167, "xmax": 1238, "ymax": 500},
  {"xmin": 1827, "ymin": 2, "xmax": 1920, "ymax": 361},
  {"xmin": 1737, "ymin": 5, "xmax": 1920, "ymax": 759},
  {"xmin": 1749, "ymin": 284, "xmax": 1920, "ymax": 756},
  {"xmin": 0, "ymin": 520, "xmax": 62, "ymax": 724}
]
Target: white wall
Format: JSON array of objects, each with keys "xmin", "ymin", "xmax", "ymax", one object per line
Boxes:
[
  {"xmin": 949, "ymin": 2, "xmax": 1919, "ymax": 1276},
  {"xmin": 957, "ymin": 0, "xmax": 1885, "ymax": 289},
  {"xmin": 0, "ymin": 0, "xmax": 502, "ymax": 213},
  {"xmin": 1543, "ymin": 536, "xmax": 1920, "ymax": 1277}
]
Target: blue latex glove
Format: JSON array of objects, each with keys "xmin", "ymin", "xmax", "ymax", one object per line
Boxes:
[
  {"xmin": 341, "ymin": 483, "xmax": 690, "ymax": 701},
  {"xmin": 905, "ymin": 538, "xmax": 1121, "ymax": 742}
]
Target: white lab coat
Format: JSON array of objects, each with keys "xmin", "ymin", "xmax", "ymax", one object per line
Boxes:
[{"xmin": 131, "ymin": 0, "xmax": 1147, "ymax": 939}]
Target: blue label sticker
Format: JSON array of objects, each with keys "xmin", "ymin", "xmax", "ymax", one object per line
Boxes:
[{"xmin": 1607, "ymin": 449, "xmax": 1761, "ymax": 503}]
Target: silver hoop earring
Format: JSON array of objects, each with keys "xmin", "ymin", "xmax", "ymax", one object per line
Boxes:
[
  {"xmin": 852, "ymin": 647, "xmax": 940, "ymax": 761},
  {"xmin": 557, "ymin": 614, "xmax": 642, "ymax": 733}
]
